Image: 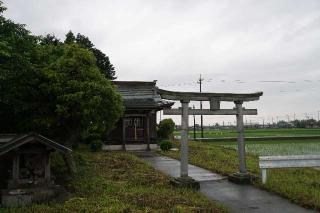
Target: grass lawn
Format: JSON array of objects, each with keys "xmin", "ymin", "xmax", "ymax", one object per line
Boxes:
[
  {"xmin": 174, "ymin": 128, "xmax": 320, "ymax": 138},
  {"xmin": 160, "ymin": 140, "xmax": 320, "ymax": 210},
  {"xmin": 1, "ymin": 147, "xmax": 227, "ymax": 212}
]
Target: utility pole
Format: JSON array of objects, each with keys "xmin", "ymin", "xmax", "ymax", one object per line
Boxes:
[
  {"xmin": 193, "ymin": 105, "xmax": 196, "ymax": 140},
  {"xmin": 197, "ymin": 74, "xmax": 204, "ymax": 138},
  {"xmin": 318, "ymin": 111, "xmax": 320, "ymax": 122}
]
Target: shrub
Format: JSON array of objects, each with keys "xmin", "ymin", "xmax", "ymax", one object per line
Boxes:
[
  {"xmin": 83, "ymin": 132, "xmax": 101, "ymax": 144},
  {"xmin": 160, "ymin": 141, "xmax": 173, "ymax": 152},
  {"xmin": 157, "ymin": 119, "xmax": 175, "ymax": 139},
  {"xmin": 90, "ymin": 139, "xmax": 103, "ymax": 152}
]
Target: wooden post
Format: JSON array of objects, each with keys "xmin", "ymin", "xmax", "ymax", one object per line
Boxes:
[
  {"xmin": 146, "ymin": 113, "xmax": 150, "ymax": 151},
  {"xmin": 122, "ymin": 118, "xmax": 126, "ymax": 151},
  {"xmin": 261, "ymin": 169, "xmax": 267, "ymax": 184},
  {"xmin": 45, "ymin": 152, "xmax": 51, "ymax": 183},
  {"xmin": 235, "ymin": 101, "xmax": 247, "ymax": 174},
  {"xmin": 12, "ymin": 153, "xmax": 20, "ymax": 186},
  {"xmin": 63, "ymin": 152, "xmax": 76, "ymax": 175},
  {"xmin": 180, "ymin": 100, "xmax": 190, "ymax": 178}
]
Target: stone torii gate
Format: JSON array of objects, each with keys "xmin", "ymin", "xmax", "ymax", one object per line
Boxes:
[{"xmin": 158, "ymin": 89, "xmax": 263, "ymax": 187}]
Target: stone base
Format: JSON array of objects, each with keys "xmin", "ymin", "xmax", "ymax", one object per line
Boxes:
[
  {"xmin": 1, "ymin": 185, "xmax": 64, "ymax": 207},
  {"xmin": 103, "ymin": 144, "xmax": 158, "ymax": 151},
  {"xmin": 228, "ymin": 172, "xmax": 254, "ymax": 184},
  {"xmin": 170, "ymin": 176, "xmax": 200, "ymax": 190}
]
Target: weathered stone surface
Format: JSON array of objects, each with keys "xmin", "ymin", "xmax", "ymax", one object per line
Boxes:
[
  {"xmin": 228, "ymin": 172, "xmax": 255, "ymax": 185},
  {"xmin": 158, "ymin": 88, "xmax": 263, "ymax": 102},
  {"xmin": 180, "ymin": 100, "xmax": 189, "ymax": 178},
  {"xmin": 1, "ymin": 185, "xmax": 63, "ymax": 207},
  {"xmin": 170, "ymin": 176, "xmax": 200, "ymax": 190}
]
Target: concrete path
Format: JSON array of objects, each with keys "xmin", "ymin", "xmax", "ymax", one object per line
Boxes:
[{"xmin": 134, "ymin": 151, "xmax": 315, "ymax": 213}]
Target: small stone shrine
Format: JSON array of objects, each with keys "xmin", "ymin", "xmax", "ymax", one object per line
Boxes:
[{"xmin": 0, "ymin": 133, "xmax": 71, "ymax": 207}]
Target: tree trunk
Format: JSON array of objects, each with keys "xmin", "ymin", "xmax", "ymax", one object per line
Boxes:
[
  {"xmin": 62, "ymin": 152, "xmax": 76, "ymax": 175},
  {"xmin": 62, "ymin": 128, "xmax": 80, "ymax": 175}
]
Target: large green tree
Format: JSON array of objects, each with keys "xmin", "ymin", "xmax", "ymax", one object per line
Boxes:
[
  {"xmin": 0, "ymin": 2, "xmax": 41, "ymax": 131},
  {"xmin": 64, "ymin": 31, "xmax": 116, "ymax": 80},
  {"xmin": 39, "ymin": 44, "xmax": 123, "ymax": 145},
  {"xmin": 0, "ymin": 2, "xmax": 123, "ymax": 146}
]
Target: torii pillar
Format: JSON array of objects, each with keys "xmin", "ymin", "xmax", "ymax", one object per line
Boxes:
[
  {"xmin": 172, "ymin": 100, "xmax": 200, "ymax": 189},
  {"xmin": 180, "ymin": 100, "xmax": 190, "ymax": 177},
  {"xmin": 227, "ymin": 101, "xmax": 253, "ymax": 184},
  {"xmin": 236, "ymin": 101, "xmax": 247, "ymax": 174}
]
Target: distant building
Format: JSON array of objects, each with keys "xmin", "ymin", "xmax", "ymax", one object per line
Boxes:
[{"xmin": 105, "ymin": 81, "xmax": 173, "ymax": 151}]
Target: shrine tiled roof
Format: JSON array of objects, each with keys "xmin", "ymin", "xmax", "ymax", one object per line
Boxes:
[{"xmin": 113, "ymin": 81, "xmax": 174, "ymax": 110}]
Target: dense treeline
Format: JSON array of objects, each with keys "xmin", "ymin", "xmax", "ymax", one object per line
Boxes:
[{"xmin": 0, "ymin": 2, "xmax": 123, "ymax": 147}]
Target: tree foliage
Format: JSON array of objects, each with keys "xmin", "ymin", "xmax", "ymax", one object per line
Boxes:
[
  {"xmin": 38, "ymin": 44, "xmax": 123, "ymax": 144},
  {"xmin": 157, "ymin": 119, "xmax": 175, "ymax": 139},
  {"xmin": 0, "ymin": 2, "xmax": 40, "ymax": 131},
  {"xmin": 63, "ymin": 31, "xmax": 116, "ymax": 80},
  {"xmin": 40, "ymin": 33, "xmax": 61, "ymax": 46},
  {"xmin": 64, "ymin": 30, "xmax": 75, "ymax": 44},
  {"xmin": 0, "ymin": 2, "xmax": 123, "ymax": 146}
]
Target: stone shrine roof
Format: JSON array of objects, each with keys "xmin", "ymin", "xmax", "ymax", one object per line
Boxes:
[{"xmin": 0, "ymin": 133, "xmax": 72, "ymax": 156}]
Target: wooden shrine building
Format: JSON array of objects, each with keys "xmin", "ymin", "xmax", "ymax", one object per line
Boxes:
[
  {"xmin": 0, "ymin": 133, "xmax": 71, "ymax": 207},
  {"xmin": 105, "ymin": 81, "xmax": 173, "ymax": 151}
]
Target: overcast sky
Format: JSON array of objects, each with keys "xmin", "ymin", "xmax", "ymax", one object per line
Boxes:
[{"xmin": 4, "ymin": 0, "xmax": 320, "ymax": 125}]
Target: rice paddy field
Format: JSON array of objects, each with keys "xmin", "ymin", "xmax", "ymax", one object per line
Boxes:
[
  {"xmin": 220, "ymin": 139, "xmax": 320, "ymax": 156},
  {"xmin": 163, "ymin": 128, "xmax": 320, "ymax": 210},
  {"xmin": 161, "ymin": 139, "xmax": 320, "ymax": 210},
  {"xmin": 174, "ymin": 128, "xmax": 320, "ymax": 138}
]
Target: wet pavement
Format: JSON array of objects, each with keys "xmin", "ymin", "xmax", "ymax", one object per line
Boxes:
[
  {"xmin": 140, "ymin": 154, "xmax": 225, "ymax": 181},
  {"xmin": 135, "ymin": 151, "xmax": 316, "ymax": 213},
  {"xmin": 200, "ymin": 180, "xmax": 314, "ymax": 213}
]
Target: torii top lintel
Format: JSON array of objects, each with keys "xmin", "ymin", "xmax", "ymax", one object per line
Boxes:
[{"xmin": 157, "ymin": 88, "xmax": 263, "ymax": 102}]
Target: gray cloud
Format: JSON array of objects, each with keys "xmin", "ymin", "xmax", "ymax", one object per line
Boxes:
[{"xmin": 4, "ymin": 0, "xmax": 320, "ymax": 124}]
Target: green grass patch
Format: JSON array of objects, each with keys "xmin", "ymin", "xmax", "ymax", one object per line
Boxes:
[
  {"xmin": 1, "ymin": 147, "xmax": 227, "ymax": 212},
  {"xmin": 161, "ymin": 140, "xmax": 320, "ymax": 210}
]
